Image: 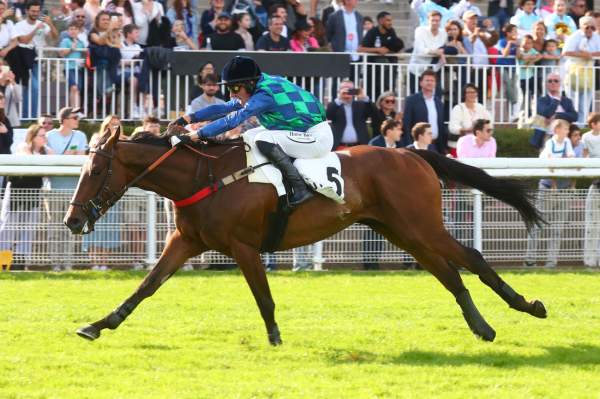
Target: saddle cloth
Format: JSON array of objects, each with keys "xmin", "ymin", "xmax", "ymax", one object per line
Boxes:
[{"xmin": 243, "ymin": 129, "xmax": 345, "ymax": 204}]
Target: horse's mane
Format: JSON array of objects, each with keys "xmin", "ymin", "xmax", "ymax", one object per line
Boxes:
[{"xmin": 123, "ymin": 131, "xmax": 244, "ymax": 148}]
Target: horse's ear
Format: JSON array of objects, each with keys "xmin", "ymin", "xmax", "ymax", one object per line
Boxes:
[{"xmin": 103, "ymin": 126, "xmax": 121, "ymax": 149}]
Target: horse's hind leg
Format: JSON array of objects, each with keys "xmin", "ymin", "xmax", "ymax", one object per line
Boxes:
[
  {"xmin": 76, "ymin": 230, "xmax": 202, "ymax": 341},
  {"xmin": 445, "ymin": 241, "xmax": 547, "ymax": 319},
  {"xmin": 230, "ymin": 240, "xmax": 281, "ymax": 346}
]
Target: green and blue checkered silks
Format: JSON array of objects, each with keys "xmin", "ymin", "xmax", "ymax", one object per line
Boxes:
[{"xmin": 256, "ymin": 74, "xmax": 326, "ymax": 131}]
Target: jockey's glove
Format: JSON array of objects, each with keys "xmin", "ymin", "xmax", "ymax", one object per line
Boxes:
[{"xmin": 174, "ymin": 116, "xmax": 188, "ymax": 126}]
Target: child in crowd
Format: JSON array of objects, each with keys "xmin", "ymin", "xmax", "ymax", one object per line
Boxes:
[
  {"xmin": 583, "ymin": 113, "xmax": 600, "ymax": 267},
  {"xmin": 569, "ymin": 124, "xmax": 583, "ymax": 158},
  {"xmin": 496, "ymin": 24, "xmax": 520, "ymax": 121},
  {"xmin": 517, "ymin": 34, "xmax": 542, "ymax": 116},
  {"xmin": 526, "ymin": 119, "xmax": 574, "ymax": 268},
  {"xmin": 540, "ymin": 39, "xmax": 561, "ymax": 67},
  {"xmin": 58, "ymin": 22, "xmax": 86, "ymax": 108}
]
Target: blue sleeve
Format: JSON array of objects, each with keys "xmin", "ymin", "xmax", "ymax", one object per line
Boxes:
[
  {"xmin": 190, "ymin": 100, "xmax": 241, "ymax": 122},
  {"xmin": 198, "ymin": 91, "xmax": 275, "ymax": 137}
]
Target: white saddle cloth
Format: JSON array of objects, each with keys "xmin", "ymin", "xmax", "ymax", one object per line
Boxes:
[{"xmin": 243, "ymin": 130, "xmax": 345, "ymax": 204}]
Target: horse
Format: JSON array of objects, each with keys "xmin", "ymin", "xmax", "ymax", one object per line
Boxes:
[{"xmin": 65, "ymin": 127, "xmax": 547, "ymax": 345}]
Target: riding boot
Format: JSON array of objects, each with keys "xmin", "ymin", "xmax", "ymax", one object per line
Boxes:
[{"xmin": 256, "ymin": 141, "xmax": 313, "ymax": 207}]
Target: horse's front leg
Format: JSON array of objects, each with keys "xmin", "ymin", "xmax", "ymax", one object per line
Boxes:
[
  {"xmin": 76, "ymin": 230, "xmax": 203, "ymax": 341},
  {"xmin": 230, "ymin": 240, "xmax": 281, "ymax": 346}
]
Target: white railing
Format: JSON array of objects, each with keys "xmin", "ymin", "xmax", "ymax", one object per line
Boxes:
[
  {"xmin": 0, "ymin": 155, "xmax": 598, "ymax": 268},
  {"xmin": 20, "ymin": 50, "xmax": 600, "ymax": 125}
]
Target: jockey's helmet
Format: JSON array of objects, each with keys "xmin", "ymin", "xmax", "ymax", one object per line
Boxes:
[{"xmin": 220, "ymin": 56, "xmax": 262, "ymax": 86}]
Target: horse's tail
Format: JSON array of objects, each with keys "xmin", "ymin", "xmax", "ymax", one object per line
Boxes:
[{"xmin": 408, "ymin": 149, "xmax": 544, "ymax": 231}]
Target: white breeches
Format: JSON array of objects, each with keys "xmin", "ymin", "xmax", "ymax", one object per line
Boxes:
[{"xmin": 249, "ymin": 121, "xmax": 333, "ymax": 159}]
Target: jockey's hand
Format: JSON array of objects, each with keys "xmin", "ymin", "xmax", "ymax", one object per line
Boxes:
[{"xmin": 168, "ymin": 115, "xmax": 191, "ymax": 129}]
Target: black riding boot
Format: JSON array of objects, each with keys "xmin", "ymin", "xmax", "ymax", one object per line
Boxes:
[{"xmin": 256, "ymin": 141, "xmax": 313, "ymax": 207}]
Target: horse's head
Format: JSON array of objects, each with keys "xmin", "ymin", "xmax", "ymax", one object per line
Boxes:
[{"xmin": 64, "ymin": 127, "xmax": 128, "ymax": 234}]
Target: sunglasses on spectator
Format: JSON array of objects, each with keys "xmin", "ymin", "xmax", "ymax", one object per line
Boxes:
[
  {"xmin": 584, "ymin": 26, "xmax": 596, "ymax": 31},
  {"xmin": 547, "ymin": 79, "xmax": 560, "ymax": 83},
  {"xmin": 383, "ymin": 99, "xmax": 396, "ymax": 104}
]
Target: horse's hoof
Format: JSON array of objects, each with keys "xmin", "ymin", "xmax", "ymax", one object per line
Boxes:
[
  {"xmin": 475, "ymin": 326, "xmax": 496, "ymax": 342},
  {"xmin": 76, "ymin": 324, "xmax": 101, "ymax": 341},
  {"xmin": 530, "ymin": 300, "xmax": 547, "ymax": 319},
  {"xmin": 268, "ymin": 325, "xmax": 282, "ymax": 346}
]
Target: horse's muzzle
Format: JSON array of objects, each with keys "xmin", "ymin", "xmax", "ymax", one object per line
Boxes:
[{"xmin": 64, "ymin": 215, "xmax": 85, "ymax": 235}]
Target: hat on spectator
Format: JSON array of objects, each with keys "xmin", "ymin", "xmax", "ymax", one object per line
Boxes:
[
  {"xmin": 217, "ymin": 11, "xmax": 232, "ymax": 19},
  {"xmin": 58, "ymin": 107, "xmax": 82, "ymax": 122},
  {"xmin": 462, "ymin": 10, "xmax": 478, "ymax": 20}
]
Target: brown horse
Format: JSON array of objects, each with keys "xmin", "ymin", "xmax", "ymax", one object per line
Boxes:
[{"xmin": 65, "ymin": 128, "xmax": 547, "ymax": 345}]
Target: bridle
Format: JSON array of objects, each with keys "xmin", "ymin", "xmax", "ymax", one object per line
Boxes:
[{"xmin": 69, "ymin": 138, "xmax": 245, "ymax": 234}]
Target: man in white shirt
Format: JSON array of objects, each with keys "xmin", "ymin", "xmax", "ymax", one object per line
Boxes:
[
  {"xmin": 46, "ymin": 106, "xmax": 88, "ymax": 271},
  {"xmin": 562, "ymin": 16, "xmax": 600, "ymax": 125},
  {"xmin": 132, "ymin": 0, "xmax": 164, "ymax": 46},
  {"xmin": 12, "ymin": 0, "xmax": 58, "ymax": 118},
  {"xmin": 408, "ymin": 10, "xmax": 446, "ymax": 92}
]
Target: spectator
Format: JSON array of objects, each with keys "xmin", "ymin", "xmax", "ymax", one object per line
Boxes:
[
  {"xmin": 402, "ymin": 70, "xmax": 447, "ymax": 153},
  {"xmin": 371, "ymin": 91, "xmax": 399, "ymax": 137},
  {"xmin": 200, "ymin": 0, "xmax": 225, "ymax": 38},
  {"xmin": 46, "ymin": 107, "xmax": 88, "ymax": 271},
  {"xmin": 406, "ymin": 122, "xmax": 437, "ymax": 151},
  {"xmin": 410, "ymin": 0, "xmax": 453, "ymax": 27},
  {"xmin": 2, "ymin": 124, "xmax": 52, "ymax": 269},
  {"xmin": 201, "ymin": 12, "xmax": 245, "ymax": 50},
  {"xmin": 290, "ymin": 18, "xmax": 317, "ymax": 52},
  {"xmin": 516, "ymin": 34, "xmax": 542, "ymax": 116},
  {"xmin": 448, "ymin": 83, "xmax": 492, "ymax": 157},
  {"xmin": 361, "ymin": 15, "xmax": 373, "ymax": 37},
  {"xmin": 525, "ymin": 119, "xmax": 574, "ymax": 268},
  {"xmin": 187, "ymin": 73, "xmax": 225, "ymax": 114},
  {"xmin": 408, "ymin": 11, "xmax": 446, "ymax": 93},
  {"xmin": 234, "ymin": 12, "xmax": 255, "ymax": 50},
  {"xmin": 172, "ymin": 19, "xmax": 198, "ymax": 50},
  {"xmin": 563, "ymin": 15, "xmax": 600, "ymax": 125},
  {"xmin": 369, "ymin": 119, "xmax": 402, "ymax": 148},
  {"xmin": 568, "ymin": 0, "xmax": 587, "ymax": 28},
  {"xmin": 496, "ymin": 23, "xmax": 520, "ymax": 121},
  {"xmin": 540, "ymin": 38, "xmax": 561, "ymax": 67},
  {"xmin": 58, "ymin": 22, "xmax": 86, "ymax": 109},
  {"xmin": 326, "ymin": 79, "xmax": 373, "ymax": 149},
  {"xmin": 105, "ymin": 0, "xmax": 135, "ymax": 26},
  {"xmin": 0, "ymin": 3, "xmax": 17, "ymax": 58},
  {"xmin": 442, "ymin": 20, "xmax": 468, "ymax": 110},
  {"xmin": 545, "ymin": 0, "xmax": 577, "ymax": 43},
  {"xmin": 292, "ymin": 243, "xmax": 324, "ymax": 271},
  {"xmin": 462, "ymin": 11, "xmax": 499, "ymax": 100},
  {"xmin": 569, "ymin": 123, "xmax": 583, "ymax": 157},
  {"xmin": 256, "ymin": 15, "xmax": 289, "ymax": 50},
  {"xmin": 84, "ymin": 0, "xmax": 102, "ymax": 26},
  {"xmin": 37, "ymin": 114, "xmax": 54, "ymax": 130},
  {"xmin": 143, "ymin": 115, "xmax": 161, "ymax": 135},
  {"xmin": 0, "ymin": 91, "xmax": 13, "ymax": 163},
  {"xmin": 321, "ymin": 0, "xmax": 342, "ymax": 27},
  {"xmin": 456, "ymin": 118, "xmax": 496, "ymax": 158},
  {"xmin": 166, "ymin": 0, "xmax": 198, "ymax": 45},
  {"xmin": 88, "ymin": 11, "xmax": 122, "ymax": 94},
  {"xmin": 269, "ymin": 4, "xmax": 290, "ymax": 37},
  {"xmin": 530, "ymin": 73, "xmax": 578, "ymax": 149},
  {"xmin": 510, "ymin": 0, "xmax": 541, "ymax": 38},
  {"xmin": 59, "ymin": 8, "xmax": 89, "ymax": 46},
  {"xmin": 531, "ymin": 20, "xmax": 547, "ymax": 52},
  {"xmin": 11, "ymin": 0, "xmax": 58, "ymax": 119},
  {"xmin": 445, "ymin": 19, "xmax": 467, "ymax": 58},
  {"xmin": 309, "ymin": 17, "xmax": 327, "ymax": 47},
  {"xmin": 189, "ymin": 61, "xmax": 219, "ymax": 99},
  {"xmin": 358, "ymin": 11, "xmax": 404, "ymax": 98},
  {"xmin": 488, "ymin": 0, "xmax": 513, "ymax": 32},
  {"xmin": 120, "ymin": 23, "xmax": 143, "ymax": 117},
  {"xmin": 325, "ymin": 0, "xmax": 363, "ymax": 61},
  {"xmin": 0, "ymin": 67, "xmax": 21, "ymax": 127},
  {"xmin": 132, "ymin": 0, "xmax": 164, "ymax": 46},
  {"xmin": 583, "ymin": 112, "xmax": 600, "ymax": 267}
]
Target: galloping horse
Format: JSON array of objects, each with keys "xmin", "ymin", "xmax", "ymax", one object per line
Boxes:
[{"xmin": 65, "ymin": 127, "xmax": 547, "ymax": 344}]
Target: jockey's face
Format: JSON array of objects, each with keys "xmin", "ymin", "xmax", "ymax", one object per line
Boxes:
[{"xmin": 228, "ymin": 84, "xmax": 252, "ymax": 104}]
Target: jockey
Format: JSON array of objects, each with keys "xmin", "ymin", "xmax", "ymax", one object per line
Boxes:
[{"xmin": 170, "ymin": 56, "xmax": 333, "ymax": 208}]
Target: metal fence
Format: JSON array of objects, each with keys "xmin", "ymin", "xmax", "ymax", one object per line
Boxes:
[
  {"xmin": 0, "ymin": 186, "xmax": 594, "ymax": 268},
  {"xmin": 22, "ymin": 50, "xmax": 600, "ymax": 124}
]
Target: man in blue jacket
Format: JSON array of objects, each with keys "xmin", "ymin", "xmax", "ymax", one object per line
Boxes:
[
  {"xmin": 530, "ymin": 73, "xmax": 578, "ymax": 150},
  {"xmin": 401, "ymin": 69, "xmax": 447, "ymax": 153}
]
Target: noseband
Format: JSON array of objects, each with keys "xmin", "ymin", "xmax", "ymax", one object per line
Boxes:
[{"xmin": 69, "ymin": 147, "xmax": 121, "ymax": 234}]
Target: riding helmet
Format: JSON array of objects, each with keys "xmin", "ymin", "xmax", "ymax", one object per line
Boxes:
[{"xmin": 220, "ymin": 56, "xmax": 262, "ymax": 85}]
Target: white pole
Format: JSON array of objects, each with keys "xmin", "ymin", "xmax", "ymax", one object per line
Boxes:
[
  {"xmin": 473, "ymin": 189, "xmax": 482, "ymax": 252},
  {"xmin": 145, "ymin": 192, "xmax": 157, "ymax": 266}
]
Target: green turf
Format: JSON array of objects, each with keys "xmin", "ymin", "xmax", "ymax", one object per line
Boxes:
[{"xmin": 1, "ymin": 270, "xmax": 599, "ymax": 398}]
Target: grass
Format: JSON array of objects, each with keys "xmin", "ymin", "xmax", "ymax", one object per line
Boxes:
[{"xmin": 0, "ymin": 270, "xmax": 599, "ymax": 398}]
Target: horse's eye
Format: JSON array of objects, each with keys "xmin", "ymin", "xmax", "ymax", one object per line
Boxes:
[{"xmin": 90, "ymin": 168, "xmax": 102, "ymax": 176}]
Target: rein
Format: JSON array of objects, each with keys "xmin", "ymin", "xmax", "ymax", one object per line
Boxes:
[{"xmin": 71, "ymin": 139, "xmax": 262, "ymax": 233}]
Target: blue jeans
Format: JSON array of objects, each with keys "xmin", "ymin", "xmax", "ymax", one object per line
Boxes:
[{"xmin": 22, "ymin": 62, "xmax": 39, "ymax": 119}]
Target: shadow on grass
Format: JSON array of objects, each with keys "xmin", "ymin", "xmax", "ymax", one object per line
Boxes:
[{"xmin": 324, "ymin": 344, "xmax": 600, "ymax": 368}]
